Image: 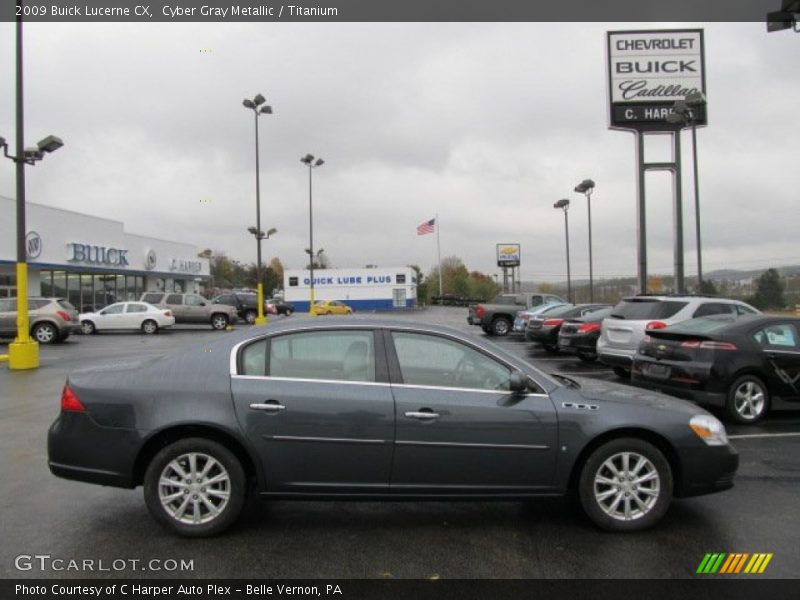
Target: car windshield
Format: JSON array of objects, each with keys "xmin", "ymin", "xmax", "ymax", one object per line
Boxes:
[{"xmin": 609, "ymin": 299, "xmax": 688, "ymax": 320}]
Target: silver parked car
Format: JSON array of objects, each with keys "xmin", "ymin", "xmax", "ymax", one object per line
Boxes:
[
  {"xmin": 0, "ymin": 297, "xmax": 81, "ymax": 344},
  {"xmin": 597, "ymin": 295, "xmax": 760, "ymax": 377}
]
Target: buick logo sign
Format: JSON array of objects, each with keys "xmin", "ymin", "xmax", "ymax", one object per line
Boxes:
[
  {"xmin": 25, "ymin": 231, "xmax": 42, "ymax": 259},
  {"xmin": 145, "ymin": 249, "xmax": 157, "ymax": 270}
]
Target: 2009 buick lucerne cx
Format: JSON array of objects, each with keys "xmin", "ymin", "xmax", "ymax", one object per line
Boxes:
[{"xmin": 48, "ymin": 318, "xmax": 738, "ymax": 536}]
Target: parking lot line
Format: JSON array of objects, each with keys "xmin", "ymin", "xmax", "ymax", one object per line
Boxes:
[{"xmin": 728, "ymin": 432, "xmax": 800, "ymax": 440}]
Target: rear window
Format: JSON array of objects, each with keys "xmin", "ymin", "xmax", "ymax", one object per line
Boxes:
[
  {"xmin": 609, "ymin": 299, "xmax": 688, "ymax": 320},
  {"xmin": 664, "ymin": 316, "xmax": 738, "ymax": 335},
  {"xmin": 57, "ymin": 300, "xmax": 76, "ymax": 311},
  {"xmin": 543, "ymin": 304, "xmax": 580, "ymax": 318}
]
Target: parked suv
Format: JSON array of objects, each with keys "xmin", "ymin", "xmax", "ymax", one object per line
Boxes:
[
  {"xmin": 597, "ymin": 295, "xmax": 760, "ymax": 377},
  {"xmin": 212, "ymin": 293, "xmax": 265, "ymax": 324},
  {"xmin": 140, "ymin": 292, "xmax": 238, "ymax": 330},
  {"xmin": 0, "ymin": 297, "xmax": 80, "ymax": 344}
]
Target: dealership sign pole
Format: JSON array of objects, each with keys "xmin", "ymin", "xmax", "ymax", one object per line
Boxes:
[{"xmin": 607, "ymin": 29, "xmax": 706, "ymax": 294}]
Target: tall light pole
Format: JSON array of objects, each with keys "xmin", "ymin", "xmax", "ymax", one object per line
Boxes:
[
  {"xmin": 242, "ymin": 93, "xmax": 272, "ymax": 325},
  {"xmin": 301, "ymin": 154, "xmax": 324, "ymax": 314},
  {"xmin": 668, "ymin": 92, "xmax": 706, "ymax": 291},
  {"xmin": 554, "ymin": 199, "xmax": 572, "ymax": 303},
  {"xmin": 574, "ymin": 178, "xmax": 595, "ymax": 302},
  {"xmin": 247, "ymin": 226, "xmax": 277, "ymax": 323},
  {"xmin": 1, "ymin": 6, "xmax": 63, "ymax": 370}
]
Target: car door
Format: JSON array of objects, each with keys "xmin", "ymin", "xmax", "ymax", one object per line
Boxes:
[
  {"xmin": 95, "ymin": 303, "xmax": 125, "ymax": 330},
  {"xmin": 230, "ymin": 328, "xmax": 396, "ymax": 494},
  {"xmin": 124, "ymin": 302, "xmax": 149, "ymax": 328},
  {"xmin": 752, "ymin": 323, "xmax": 800, "ymax": 403},
  {"xmin": 184, "ymin": 294, "xmax": 207, "ymax": 322},
  {"xmin": 386, "ymin": 330, "xmax": 558, "ymax": 493},
  {"xmin": 0, "ymin": 298, "xmax": 16, "ymax": 335}
]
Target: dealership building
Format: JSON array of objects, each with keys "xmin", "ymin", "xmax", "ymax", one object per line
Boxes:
[
  {"xmin": 0, "ymin": 195, "xmax": 210, "ymax": 309},
  {"xmin": 283, "ymin": 267, "xmax": 417, "ymax": 312}
]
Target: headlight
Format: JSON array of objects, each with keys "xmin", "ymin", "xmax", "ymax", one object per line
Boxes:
[{"xmin": 689, "ymin": 415, "xmax": 729, "ymax": 446}]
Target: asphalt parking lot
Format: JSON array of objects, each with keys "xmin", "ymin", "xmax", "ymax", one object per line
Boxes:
[{"xmin": 1, "ymin": 306, "xmax": 798, "ymax": 579}]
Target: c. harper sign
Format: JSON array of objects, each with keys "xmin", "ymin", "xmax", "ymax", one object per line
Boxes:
[{"xmin": 607, "ymin": 29, "xmax": 706, "ymax": 131}]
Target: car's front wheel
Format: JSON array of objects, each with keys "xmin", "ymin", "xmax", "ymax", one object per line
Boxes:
[
  {"xmin": 143, "ymin": 438, "xmax": 246, "ymax": 537},
  {"xmin": 727, "ymin": 374, "xmax": 769, "ymax": 424},
  {"xmin": 141, "ymin": 319, "xmax": 159, "ymax": 335},
  {"xmin": 578, "ymin": 438, "xmax": 673, "ymax": 532},
  {"xmin": 32, "ymin": 322, "xmax": 58, "ymax": 344},
  {"xmin": 211, "ymin": 314, "xmax": 229, "ymax": 330}
]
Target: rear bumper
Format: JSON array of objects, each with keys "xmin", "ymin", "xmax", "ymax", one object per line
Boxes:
[
  {"xmin": 48, "ymin": 412, "xmax": 140, "ymax": 489},
  {"xmin": 631, "ymin": 374, "xmax": 727, "ymax": 408},
  {"xmin": 557, "ymin": 335, "xmax": 597, "ymax": 354},
  {"xmin": 598, "ymin": 350, "xmax": 635, "ymax": 368}
]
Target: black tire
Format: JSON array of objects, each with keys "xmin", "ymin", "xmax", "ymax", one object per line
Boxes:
[
  {"xmin": 143, "ymin": 438, "xmax": 246, "ymax": 537},
  {"xmin": 211, "ymin": 313, "xmax": 229, "ymax": 330},
  {"xmin": 577, "ymin": 352, "xmax": 597, "ymax": 363},
  {"xmin": 482, "ymin": 325, "xmax": 493, "ymax": 335},
  {"xmin": 32, "ymin": 322, "xmax": 58, "ymax": 344},
  {"xmin": 726, "ymin": 374, "xmax": 769, "ymax": 424},
  {"xmin": 285, "ymin": 308, "xmax": 294, "ymax": 316},
  {"xmin": 141, "ymin": 319, "xmax": 159, "ymax": 335},
  {"xmin": 244, "ymin": 310, "xmax": 257, "ymax": 325},
  {"xmin": 492, "ymin": 317, "xmax": 512, "ymax": 337},
  {"xmin": 613, "ymin": 366, "xmax": 630, "ymax": 379},
  {"xmin": 578, "ymin": 437, "xmax": 673, "ymax": 532},
  {"xmin": 81, "ymin": 320, "xmax": 96, "ymax": 335},
  {"xmin": 543, "ymin": 344, "xmax": 559, "ymax": 354}
]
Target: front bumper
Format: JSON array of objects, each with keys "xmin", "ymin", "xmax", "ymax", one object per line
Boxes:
[{"xmin": 676, "ymin": 443, "xmax": 739, "ymax": 498}]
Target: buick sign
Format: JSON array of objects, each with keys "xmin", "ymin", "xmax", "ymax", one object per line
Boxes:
[{"xmin": 25, "ymin": 231, "xmax": 42, "ymax": 259}]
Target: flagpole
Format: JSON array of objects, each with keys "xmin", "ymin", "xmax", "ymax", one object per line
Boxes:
[{"xmin": 436, "ymin": 213, "xmax": 442, "ymax": 296}]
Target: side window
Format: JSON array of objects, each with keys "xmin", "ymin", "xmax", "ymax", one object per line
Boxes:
[
  {"xmin": 29, "ymin": 299, "xmax": 50, "ymax": 310},
  {"xmin": 693, "ymin": 303, "xmax": 734, "ymax": 318},
  {"xmin": 101, "ymin": 304, "xmax": 124, "ymax": 315},
  {"xmin": 185, "ymin": 295, "xmax": 205, "ymax": 306},
  {"xmin": 737, "ymin": 304, "xmax": 758, "ymax": 316},
  {"xmin": 241, "ymin": 339, "xmax": 268, "ymax": 376},
  {"xmin": 391, "ymin": 332, "xmax": 512, "ymax": 391},
  {"xmin": 126, "ymin": 303, "xmax": 147, "ymax": 313},
  {"xmin": 753, "ymin": 324, "xmax": 799, "ymax": 349},
  {"xmin": 0, "ymin": 298, "xmax": 16, "ymax": 312},
  {"xmin": 142, "ymin": 293, "xmax": 163, "ymax": 304},
  {"xmin": 166, "ymin": 294, "xmax": 183, "ymax": 305},
  {"xmin": 268, "ymin": 330, "xmax": 375, "ymax": 382}
]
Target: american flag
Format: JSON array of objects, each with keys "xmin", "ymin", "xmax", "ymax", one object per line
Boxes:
[{"xmin": 417, "ymin": 218, "xmax": 436, "ymax": 235}]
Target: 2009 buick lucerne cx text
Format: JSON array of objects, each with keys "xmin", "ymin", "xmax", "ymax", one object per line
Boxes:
[{"xmin": 48, "ymin": 318, "xmax": 738, "ymax": 536}]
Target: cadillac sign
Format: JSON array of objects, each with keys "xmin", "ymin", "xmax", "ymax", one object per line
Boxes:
[{"xmin": 607, "ymin": 29, "xmax": 706, "ymax": 131}]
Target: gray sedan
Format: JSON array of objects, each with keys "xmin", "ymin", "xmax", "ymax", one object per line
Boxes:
[{"xmin": 48, "ymin": 318, "xmax": 738, "ymax": 536}]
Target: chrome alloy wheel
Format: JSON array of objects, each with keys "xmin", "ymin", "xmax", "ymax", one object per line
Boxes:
[
  {"xmin": 593, "ymin": 451, "xmax": 660, "ymax": 522},
  {"xmin": 733, "ymin": 380, "xmax": 766, "ymax": 421},
  {"xmin": 158, "ymin": 452, "xmax": 231, "ymax": 525}
]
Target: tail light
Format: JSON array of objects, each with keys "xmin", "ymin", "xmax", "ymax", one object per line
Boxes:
[
  {"xmin": 543, "ymin": 319, "xmax": 564, "ymax": 327},
  {"xmin": 681, "ymin": 340, "xmax": 738, "ymax": 351},
  {"xmin": 577, "ymin": 322, "xmax": 601, "ymax": 333},
  {"xmin": 520, "ymin": 314, "xmax": 530, "ymax": 321},
  {"xmin": 646, "ymin": 321, "xmax": 668, "ymax": 330},
  {"xmin": 476, "ymin": 305, "xmax": 485, "ymax": 318},
  {"xmin": 163, "ymin": 310, "xmax": 172, "ymax": 317},
  {"xmin": 56, "ymin": 310, "xmax": 72, "ymax": 321},
  {"xmin": 61, "ymin": 385, "xmax": 86, "ymax": 412}
]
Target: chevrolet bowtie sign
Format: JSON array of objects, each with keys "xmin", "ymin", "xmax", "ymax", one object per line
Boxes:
[{"xmin": 607, "ymin": 29, "xmax": 707, "ymax": 131}]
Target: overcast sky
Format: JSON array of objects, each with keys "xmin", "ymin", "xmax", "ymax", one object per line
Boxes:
[{"xmin": 0, "ymin": 22, "xmax": 797, "ymax": 283}]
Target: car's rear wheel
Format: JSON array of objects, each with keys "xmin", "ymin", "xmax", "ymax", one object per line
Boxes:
[
  {"xmin": 612, "ymin": 366, "xmax": 630, "ymax": 379},
  {"xmin": 143, "ymin": 438, "xmax": 246, "ymax": 537},
  {"xmin": 543, "ymin": 344, "xmax": 559, "ymax": 354},
  {"xmin": 81, "ymin": 320, "xmax": 96, "ymax": 335},
  {"xmin": 32, "ymin": 322, "xmax": 58, "ymax": 344},
  {"xmin": 727, "ymin": 375, "xmax": 769, "ymax": 424},
  {"xmin": 492, "ymin": 317, "xmax": 512, "ymax": 336},
  {"xmin": 211, "ymin": 314, "xmax": 229, "ymax": 330},
  {"xmin": 244, "ymin": 310, "xmax": 256, "ymax": 325},
  {"xmin": 142, "ymin": 319, "xmax": 159, "ymax": 335},
  {"xmin": 577, "ymin": 352, "xmax": 597, "ymax": 362},
  {"xmin": 578, "ymin": 438, "xmax": 672, "ymax": 532}
]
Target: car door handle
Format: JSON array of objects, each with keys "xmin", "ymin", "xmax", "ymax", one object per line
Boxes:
[
  {"xmin": 404, "ymin": 410, "xmax": 440, "ymax": 420},
  {"xmin": 250, "ymin": 401, "xmax": 285, "ymax": 412}
]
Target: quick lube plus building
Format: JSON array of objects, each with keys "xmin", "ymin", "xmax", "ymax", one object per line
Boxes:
[
  {"xmin": 283, "ymin": 267, "xmax": 417, "ymax": 312},
  {"xmin": 0, "ymin": 195, "xmax": 209, "ymax": 308}
]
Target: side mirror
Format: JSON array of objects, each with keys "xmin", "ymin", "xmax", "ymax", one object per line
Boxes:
[{"xmin": 509, "ymin": 371, "xmax": 528, "ymax": 393}]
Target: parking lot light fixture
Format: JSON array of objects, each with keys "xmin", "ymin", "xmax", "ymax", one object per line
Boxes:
[
  {"xmin": 574, "ymin": 178, "xmax": 595, "ymax": 302},
  {"xmin": 242, "ymin": 93, "xmax": 273, "ymax": 325},
  {"xmin": 301, "ymin": 154, "xmax": 324, "ymax": 315},
  {"xmin": 554, "ymin": 198, "xmax": 572, "ymax": 303}
]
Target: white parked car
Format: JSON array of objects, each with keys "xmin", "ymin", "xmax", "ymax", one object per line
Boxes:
[{"xmin": 80, "ymin": 302, "xmax": 175, "ymax": 335}]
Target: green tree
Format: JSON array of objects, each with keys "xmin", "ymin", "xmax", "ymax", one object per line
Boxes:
[
  {"xmin": 697, "ymin": 279, "xmax": 719, "ymax": 295},
  {"xmin": 750, "ymin": 269, "xmax": 785, "ymax": 310}
]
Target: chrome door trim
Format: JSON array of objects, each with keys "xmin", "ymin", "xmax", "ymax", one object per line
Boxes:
[
  {"xmin": 395, "ymin": 440, "xmax": 550, "ymax": 450},
  {"xmin": 267, "ymin": 435, "xmax": 387, "ymax": 445}
]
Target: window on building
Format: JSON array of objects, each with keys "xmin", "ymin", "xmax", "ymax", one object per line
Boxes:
[
  {"xmin": 396, "ymin": 274, "xmax": 406, "ymax": 284},
  {"xmin": 289, "ymin": 277, "xmax": 299, "ymax": 287}
]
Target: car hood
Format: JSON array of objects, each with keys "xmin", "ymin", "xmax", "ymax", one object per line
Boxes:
[{"xmin": 566, "ymin": 375, "xmax": 702, "ymax": 414}]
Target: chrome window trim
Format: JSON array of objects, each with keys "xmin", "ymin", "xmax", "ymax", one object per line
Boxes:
[
  {"xmin": 395, "ymin": 440, "xmax": 549, "ymax": 450},
  {"xmin": 232, "ymin": 374, "xmax": 391, "ymax": 388},
  {"xmin": 391, "ymin": 382, "xmax": 549, "ymax": 397},
  {"xmin": 762, "ymin": 349, "xmax": 800, "ymax": 355},
  {"xmin": 228, "ymin": 323, "xmax": 553, "ymax": 391}
]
